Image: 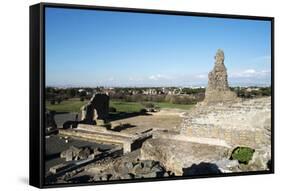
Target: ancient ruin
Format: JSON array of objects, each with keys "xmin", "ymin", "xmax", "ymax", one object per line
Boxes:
[
  {"xmin": 80, "ymin": 93, "xmax": 109, "ymax": 124},
  {"xmin": 203, "ymin": 49, "xmax": 238, "ymax": 104},
  {"xmin": 46, "ymin": 110, "xmax": 58, "ymax": 135},
  {"xmin": 59, "ymin": 124, "xmax": 153, "ymax": 154},
  {"xmin": 45, "ymin": 49, "xmax": 271, "ymax": 184},
  {"xmin": 143, "ymin": 97, "xmax": 271, "ymax": 175},
  {"xmin": 139, "ymin": 50, "xmax": 271, "ymax": 175}
]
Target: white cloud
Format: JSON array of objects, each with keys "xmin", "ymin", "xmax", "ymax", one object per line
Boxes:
[
  {"xmin": 148, "ymin": 75, "xmax": 158, "ymax": 80},
  {"xmin": 243, "ymin": 69, "xmax": 256, "ymax": 74},
  {"xmin": 230, "ymin": 69, "xmax": 270, "ymax": 78},
  {"xmin": 261, "ymin": 70, "xmax": 270, "ymax": 73},
  {"xmin": 128, "ymin": 77, "xmax": 143, "ymax": 81},
  {"xmin": 108, "ymin": 77, "xmax": 114, "ymax": 81},
  {"xmin": 252, "ymin": 55, "xmax": 271, "ymax": 62},
  {"xmin": 148, "ymin": 74, "xmax": 170, "ymax": 81},
  {"xmin": 195, "ymin": 74, "xmax": 207, "ymax": 79}
]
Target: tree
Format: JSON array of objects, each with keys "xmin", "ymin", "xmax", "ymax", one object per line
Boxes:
[
  {"xmin": 79, "ymin": 91, "xmax": 87, "ymax": 97},
  {"xmin": 67, "ymin": 88, "xmax": 76, "ymax": 98},
  {"xmin": 57, "ymin": 97, "xmax": 62, "ymax": 104}
]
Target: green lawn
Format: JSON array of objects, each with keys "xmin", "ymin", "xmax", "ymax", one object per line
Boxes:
[
  {"xmin": 46, "ymin": 100, "xmax": 88, "ymax": 113},
  {"xmin": 110, "ymin": 101, "xmax": 144, "ymax": 113},
  {"xmin": 153, "ymin": 102, "xmax": 194, "ymax": 110},
  {"xmin": 46, "ymin": 99, "xmax": 194, "ymax": 113}
]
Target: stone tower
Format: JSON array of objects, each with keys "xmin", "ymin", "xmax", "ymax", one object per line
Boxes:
[{"xmin": 203, "ymin": 49, "xmax": 238, "ymax": 104}]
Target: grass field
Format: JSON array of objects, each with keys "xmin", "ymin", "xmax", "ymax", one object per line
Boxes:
[
  {"xmin": 110, "ymin": 101, "xmax": 143, "ymax": 113},
  {"xmin": 46, "ymin": 99, "xmax": 88, "ymax": 113},
  {"xmin": 154, "ymin": 102, "xmax": 194, "ymax": 110},
  {"xmin": 46, "ymin": 99, "xmax": 194, "ymax": 113}
]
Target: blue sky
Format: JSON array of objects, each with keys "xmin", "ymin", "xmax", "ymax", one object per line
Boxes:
[{"xmin": 45, "ymin": 7, "xmax": 271, "ymax": 87}]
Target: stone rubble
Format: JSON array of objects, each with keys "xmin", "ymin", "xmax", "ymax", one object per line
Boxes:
[{"xmin": 60, "ymin": 146, "xmax": 101, "ymax": 161}]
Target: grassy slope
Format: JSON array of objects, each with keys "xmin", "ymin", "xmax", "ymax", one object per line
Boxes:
[{"xmin": 46, "ymin": 100, "xmax": 194, "ymax": 113}]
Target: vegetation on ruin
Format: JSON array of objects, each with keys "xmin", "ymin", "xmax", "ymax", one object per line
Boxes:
[{"xmin": 231, "ymin": 147, "xmax": 255, "ymax": 164}]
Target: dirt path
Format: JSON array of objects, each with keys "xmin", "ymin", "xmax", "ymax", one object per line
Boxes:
[{"xmin": 110, "ymin": 108, "xmax": 188, "ymax": 134}]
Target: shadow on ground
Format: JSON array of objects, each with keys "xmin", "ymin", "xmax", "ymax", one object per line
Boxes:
[
  {"xmin": 45, "ymin": 152, "xmax": 61, "ymax": 161},
  {"xmin": 54, "ymin": 111, "xmax": 70, "ymax": 115},
  {"xmin": 108, "ymin": 111, "xmax": 151, "ymax": 122},
  {"xmin": 67, "ymin": 175, "xmax": 92, "ymax": 183},
  {"xmin": 112, "ymin": 123, "xmax": 136, "ymax": 132},
  {"xmin": 182, "ymin": 162, "xmax": 222, "ymax": 176}
]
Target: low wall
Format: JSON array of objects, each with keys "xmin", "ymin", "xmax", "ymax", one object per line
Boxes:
[{"xmin": 183, "ymin": 127, "xmax": 269, "ymax": 149}]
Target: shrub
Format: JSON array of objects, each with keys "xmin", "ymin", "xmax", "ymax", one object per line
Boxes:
[
  {"xmin": 142, "ymin": 102, "xmax": 155, "ymax": 108},
  {"xmin": 79, "ymin": 91, "xmax": 87, "ymax": 97},
  {"xmin": 139, "ymin": 108, "xmax": 147, "ymax": 114},
  {"xmin": 165, "ymin": 95, "xmax": 196, "ymax": 104},
  {"xmin": 66, "ymin": 88, "xmax": 76, "ymax": 98},
  {"xmin": 80, "ymin": 97, "xmax": 85, "ymax": 102},
  {"xmin": 50, "ymin": 100, "xmax": 56, "ymax": 105},
  {"xmin": 231, "ymin": 147, "xmax": 255, "ymax": 164},
  {"xmin": 57, "ymin": 98, "xmax": 62, "ymax": 104}
]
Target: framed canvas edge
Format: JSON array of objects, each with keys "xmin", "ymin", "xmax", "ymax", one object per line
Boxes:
[
  {"xmin": 29, "ymin": 2, "xmax": 275, "ymax": 189},
  {"xmin": 29, "ymin": 3, "xmax": 44, "ymax": 188}
]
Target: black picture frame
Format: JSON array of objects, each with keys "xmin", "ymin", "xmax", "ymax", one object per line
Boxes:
[{"xmin": 30, "ymin": 2, "xmax": 275, "ymax": 188}]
